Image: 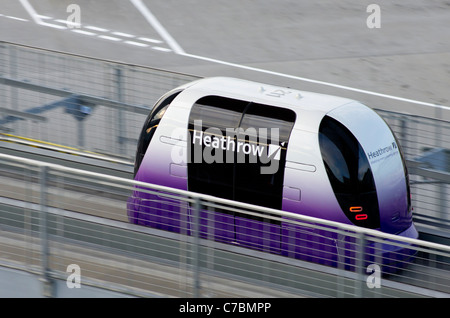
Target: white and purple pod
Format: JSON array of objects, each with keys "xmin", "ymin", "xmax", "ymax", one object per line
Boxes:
[{"xmin": 127, "ymin": 77, "xmax": 418, "ymax": 270}]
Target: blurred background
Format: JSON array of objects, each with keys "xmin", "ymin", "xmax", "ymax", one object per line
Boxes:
[{"xmin": 0, "ymin": 0, "xmax": 449, "ymax": 298}]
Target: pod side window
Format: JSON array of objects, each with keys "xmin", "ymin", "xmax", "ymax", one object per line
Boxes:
[
  {"xmin": 187, "ymin": 95, "xmax": 296, "ymax": 216},
  {"xmin": 319, "ymin": 116, "xmax": 380, "ymax": 229},
  {"xmin": 134, "ymin": 90, "xmax": 181, "ymax": 176}
]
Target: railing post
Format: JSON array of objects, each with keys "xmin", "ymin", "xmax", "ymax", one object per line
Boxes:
[
  {"xmin": 192, "ymin": 197, "xmax": 202, "ymax": 298},
  {"xmin": 355, "ymin": 232, "xmax": 366, "ymax": 298},
  {"xmin": 399, "ymin": 116, "xmax": 408, "ymax": 154},
  {"xmin": 115, "ymin": 67, "xmax": 126, "ymax": 156},
  {"xmin": 9, "ymin": 45, "xmax": 19, "ymax": 134},
  {"xmin": 39, "ymin": 165, "xmax": 54, "ymax": 297}
]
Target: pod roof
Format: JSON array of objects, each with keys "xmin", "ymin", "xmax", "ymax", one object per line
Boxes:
[{"xmin": 180, "ymin": 77, "xmax": 357, "ymax": 115}]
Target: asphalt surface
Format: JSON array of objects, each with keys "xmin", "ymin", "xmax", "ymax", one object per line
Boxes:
[{"xmin": 0, "ymin": 0, "xmax": 449, "ymax": 118}]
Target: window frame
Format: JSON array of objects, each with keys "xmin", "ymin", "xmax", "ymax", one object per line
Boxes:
[
  {"xmin": 133, "ymin": 90, "xmax": 182, "ymax": 177},
  {"xmin": 319, "ymin": 115, "xmax": 380, "ymax": 229}
]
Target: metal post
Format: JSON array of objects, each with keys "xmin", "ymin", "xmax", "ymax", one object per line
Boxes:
[
  {"xmin": 435, "ymin": 106, "xmax": 442, "ymax": 149},
  {"xmin": 39, "ymin": 165, "xmax": 54, "ymax": 297},
  {"xmin": 115, "ymin": 67, "xmax": 125, "ymax": 155},
  {"xmin": 78, "ymin": 119, "xmax": 85, "ymax": 149},
  {"xmin": 399, "ymin": 116, "xmax": 408, "ymax": 156},
  {"xmin": 9, "ymin": 45, "xmax": 19, "ymax": 133},
  {"xmin": 336, "ymin": 233, "xmax": 346, "ymax": 297},
  {"xmin": 192, "ymin": 197, "xmax": 201, "ymax": 298},
  {"xmin": 355, "ymin": 232, "xmax": 366, "ymax": 298}
]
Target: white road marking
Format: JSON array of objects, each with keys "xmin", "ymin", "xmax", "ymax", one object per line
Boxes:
[
  {"xmin": 130, "ymin": 0, "xmax": 185, "ymax": 54},
  {"xmin": 98, "ymin": 35, "xmax": 122, "ymax": 42},
  {"xmin": 4, "ymin": 15, "xmax": 28, "ymax": 22},
  {"xmin": 112, "ymin": 31, "xmax": 135, "ymax": 38},
  {"xmin": 14, "ymin": 1, "xmax": 168, "ymax": 50},
  {"xmin": 42, "ymin": 22, "xmax": 67, "ymax": 30},
  {"xmin": 124, "ymin": 40, "xmax": 149, "ymax": 47},
  {"xmin": 180, "ymin": 52, "xmax": 450, "ymax": 111},
  {"xmin": 19, "ymin": 0, "xmax": 67, "ymax": 29},
  {"xmin": 152, "ymin": 46, "xmax": 172, "ymax": 52},
  {"xmin": 54, "ymin": 18, "xmax": 79, "ymax": 27},
  {"xmin": 71, "ymin": 29, "xmax": 97, "ymax": 36},
  {"xmin": 18, "ymin": 0, "xmax": 40, "ymax": 23},
  {"xmin": 85, "ymin": 25, "xmax": 110, "ymax": 32},
  {"xmin": 12, "ymin": 0, "xmax": 450, "ymax": 111},
  {"xmin": 138, "ymin": 37, "xmax": 163, "ymax": 44},
  {"xmin": 36, "ymin": 15, "xmax": 52, "ymax": 20}
]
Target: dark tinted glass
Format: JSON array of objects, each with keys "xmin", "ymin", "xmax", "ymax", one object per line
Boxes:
[
  {"xmin": 235, "ymin": 103, "xmax": 296, "ymax": 210},
  {"xmin": 134, "ymin": 91, "xmax": 181, "ymax": 176},
  {"xmin": 188, "ymin": 96, "xmax": 248, "ymax": 200},
  {"xmin": 189, "ymin": 96, "xmax": 245, "ymax": 132},
  {"xmin": 319, "ymin": 116, "xmax": 380, "ymax": 229},
  {"xmin": 187, "ymin": 96, "xmax": 296, "ymax": 222}
]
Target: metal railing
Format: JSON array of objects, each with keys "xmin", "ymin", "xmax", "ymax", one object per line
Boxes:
[
  {"xmin": 1, "ymin": 41, "xmax": 449, "ymax": 237},
  {"xmin": 0, "ymin": 41, "xmax": 199, "ymax": 158},
  {"xmin": 1, "ymin": 41, "xmax": 449, "ymax": 167},
  {"xmin": 375, "ymin": 109, "xmax": 450, "ymax": 235},
  {"xmin": 0, "ymin": 41, "xmax": 449, "ymax": 296},
  {"xmin": 0, "ymin": 153, "xmax": 449, "ymax": 297}
]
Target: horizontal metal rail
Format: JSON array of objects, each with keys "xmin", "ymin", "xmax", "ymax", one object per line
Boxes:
[
  {"xmin": 1, "ymin": 153, "xmax": 449, "ymax": 297},
  {"xmin": 0, "ymin": 152, "xmax": 446, "ymax": 248},
  {"xmin": 0, "ymin": 41, "xmax": 449, "ymax": 297},
  {"xmin": 0, "ymin": 77, "xmax": 151, "ymax": 115}
]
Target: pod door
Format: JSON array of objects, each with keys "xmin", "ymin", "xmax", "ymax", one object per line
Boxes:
[
  {"xmin": 187, "ymin": 96, "xmax": 296, "ymax": 253},
  {"xmin": 188, "ymin": 96, "xmax": 247, "ymax": 243},
  {"xmin": 234, "ymin": 103, "xmax": 295, "ymax": 253}
]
